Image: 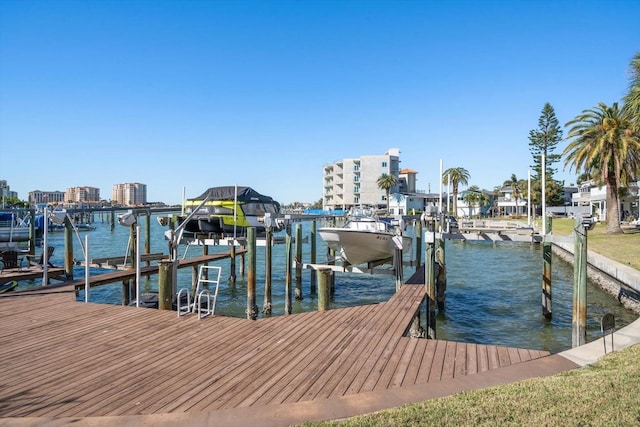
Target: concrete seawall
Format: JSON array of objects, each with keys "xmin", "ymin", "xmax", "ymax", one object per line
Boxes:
[{"xmin": 552, "ymin": 242, "xmax": 640, "ymax": 314}]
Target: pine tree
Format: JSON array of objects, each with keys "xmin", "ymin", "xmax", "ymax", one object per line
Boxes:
[
  {"xmin": 528, "ymin": 103, "xmax": 563, "ymax": 180},
  {"xmin": 529, "ymin": 103, "xmax": 565, "ymax": 207}
]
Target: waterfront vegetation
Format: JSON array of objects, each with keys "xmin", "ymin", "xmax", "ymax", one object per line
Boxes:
[{"xmin": 301, "ymin": 221, "xmax": 640, "ymax": 426}]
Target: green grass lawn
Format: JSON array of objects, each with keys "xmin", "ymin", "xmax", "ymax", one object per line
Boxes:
[{"xmin": 550, "ymin": 218, "xmax": 640, "ymax": 270}]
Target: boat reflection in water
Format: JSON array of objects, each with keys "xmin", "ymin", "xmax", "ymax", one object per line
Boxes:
[{"xmin": 318, "ymin": 206, "xmax": 412, "ymax": 265}]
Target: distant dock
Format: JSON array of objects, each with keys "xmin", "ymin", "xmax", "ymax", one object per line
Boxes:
[{"xmin": 438, "ymin": 219, "xmax": 542, "ymax": 243}]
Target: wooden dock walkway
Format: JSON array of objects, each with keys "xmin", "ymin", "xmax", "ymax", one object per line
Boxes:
[
  {"xmin": 0, "ymin": 265, "xmax": 66, "ymax": 286},
  {"xmin": 0, "ymin": 270, "xmax": 552, "ymax": 424}
]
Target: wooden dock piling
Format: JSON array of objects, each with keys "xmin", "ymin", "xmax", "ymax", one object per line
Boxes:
[
  {"xmin": 247, "ymin": 227, "xmax": 258, "ymax": 320},
  {"xmin": 394, "ymin": 247, "xmax": 403, "ymax": 291},
  {"xmin": 202, "ymin": 244, "xmax": 209, "ymax": 280},
  {"xmin": 191, "ymin": 263, "xmax": 199, "ymax": 297},
  {"xmin": 317, "ymin": 268, "xmax": 332, "ymax": 311},
  {"xmin": 158, "ymin": 260, "xmax": 173, "ymax": 310},
  {"xmin": 310, "ymin": 220, "xmax": 317, "ymax": 294},
  {"xmin": 425, "ymin": 226, "xmax": 437, "ymax": 339},
  {"xmin": 144, "ymin": 212, "xmax": 151, "ymax": 266},
  {"xmin": 64, "ymin": 215, "xmax": 74, "ymax": 280},
  {"xmin": 285, "ymin": 223, "xmax": 292, "ymax": 315},
  {"xmin": 436, "ymin": 237, "xmax": 446, "ymax": 310},
  {"xmin": 415, "ymin": 220, "xmax": 422, "ymax": 269},
  {"xmin": 295, "ymin": 223, "xmax": 303, "ymax": 300},
  {"xmin": 122, "ymin": 279, "xmax": 131, "ymax": 305},
  {"xmin": 263, "ymin": 227, "xmax": 273, "ymax": 315},
  {"xmin": 239, "ymin": 244, "xmax": 246, "ymax": 277},
  {"xmin": 229, "ymin": 244, "xmax": 237, "ymax": 285},
  {"xmin": 542, "ymin": 216, "xmax": 553, "ymax": 319},
  {"xmin": 572, "ymin": 221, "xmax": 588, "ymax": 347},
  {"xmin": 122, "ymin": 223, "xmax": 137, "ymax": 305}
]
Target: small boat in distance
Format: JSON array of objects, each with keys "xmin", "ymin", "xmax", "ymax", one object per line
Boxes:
[
  {"xmin": 48, "ymin": 223, "xmax": 96, "ymax": 232},
  {"xmin": 176, "ymin": 186, "xmax": 282, "ymax": 237},
  {"xmin": 318, "ymin": 207, "xmax": 412, "ymax": 265}
]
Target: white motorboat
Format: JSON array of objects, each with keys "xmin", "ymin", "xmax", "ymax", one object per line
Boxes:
[{"xmin": 318, "ymin": 207, "xmax": 412, "ymax": 265}]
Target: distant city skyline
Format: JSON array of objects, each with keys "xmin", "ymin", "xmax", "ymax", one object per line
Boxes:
[
  {"xmin": 1, "ymin": 1, "xmax": 639, "ymax": 205},
  {"xmin": 2, "ymin": 181, "xmax": 151, "ymax": 207}
]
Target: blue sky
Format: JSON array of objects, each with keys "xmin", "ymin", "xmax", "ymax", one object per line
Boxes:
[{"xmin": 1, "ymin": 0, "xmax": 639, "ymax": 205}]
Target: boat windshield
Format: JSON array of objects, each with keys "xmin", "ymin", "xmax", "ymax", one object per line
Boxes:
[
  {"xmin": 185, "ymin": 206, "xmax": 234, "ymax": 215},
  {"xmin": 348, "ymin": 207, "xmax": 377, "ymax": 220},
  {"xmin": 243, "ymin": 202, "xmax": 278, "ymax": 216},
  {"xmin": 345, "ymin": 219, "xmax": 389, "ymax": 232}
]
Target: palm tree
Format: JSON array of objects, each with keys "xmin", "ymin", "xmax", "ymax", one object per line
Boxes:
[
  {"xmin": 462, "ymin": 185, "xmax": 486, "ymax": 218},
  {"xmin": 477, "ymin": 192, "xmax": 490, "ymax": 217},
  {"xmin": 564, "ymin": 102, "xmax": 640, "ymax": 234},
  {"xmin": 442, "ymin": 167, "xmax": 470, "ymax": 217},
  {"xmin": 623, "ymin": 52, "xmax": 640, "ymax": 129},
  {"xmin": 376, "ymin": 173, "xmax": 397, "ymax": 215},
  {"xmin": 504, "ymin": 174, "xmax": 525, "ymax": 217},
  {"xmin": 462, "ymin": 192, "xmax": 478, "ymax": 217}
]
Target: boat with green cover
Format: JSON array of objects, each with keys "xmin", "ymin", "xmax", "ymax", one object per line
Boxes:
[{"xmin": 176, "ymin": 186, "xmax": 282, "ymax": 237}]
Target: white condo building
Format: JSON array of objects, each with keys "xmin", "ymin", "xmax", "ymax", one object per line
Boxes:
[{"xmin": 323, "ymin": 148, "xmax": 401, "ymax": 211}]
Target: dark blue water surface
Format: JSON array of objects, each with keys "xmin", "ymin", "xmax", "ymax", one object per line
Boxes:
[{"xmin": 22, "ymin": 214, "xmax": 638, "ymax": 354}]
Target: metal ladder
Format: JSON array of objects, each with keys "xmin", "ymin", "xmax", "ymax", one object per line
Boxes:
[{"xmin": 177, "ymin": 265, "xmax": 222, "ymax": 319}]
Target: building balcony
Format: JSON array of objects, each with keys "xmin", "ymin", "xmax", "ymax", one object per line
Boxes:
[{"xmin": 572, "ymin": 193, "xmax": 591, "ymax": 202}]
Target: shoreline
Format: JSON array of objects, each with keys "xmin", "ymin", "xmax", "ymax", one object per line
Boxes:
[{"xmin": 552, "ymin": 242, "xmax": 640, "ymax": 314}]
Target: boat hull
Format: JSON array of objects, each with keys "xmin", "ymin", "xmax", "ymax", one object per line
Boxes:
[
  {"xmin": 318, "ymin": 228, "xmax": 412, "ymax": 265},
  {"xmin": 0, "ymin": 228, "xmax": 31, "ymax": 242}
]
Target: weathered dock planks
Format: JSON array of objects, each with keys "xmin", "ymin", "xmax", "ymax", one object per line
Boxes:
[
  {"xmin": 0, "ymin": 265, "xmax": 66, "ymax": 285},
  {"xmin": 0, "ymin": 280, "xmax": 550, "ymax": 421}
]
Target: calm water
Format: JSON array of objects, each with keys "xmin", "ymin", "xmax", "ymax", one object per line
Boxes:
[{"xmin": 21, "ymin": 213, "xmax": 638, "ymax": 354}]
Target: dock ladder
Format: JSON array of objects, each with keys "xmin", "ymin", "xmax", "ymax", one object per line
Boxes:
[{"xmin": 177, "ymin": 265, "xmax": 222, "ymax": 319}]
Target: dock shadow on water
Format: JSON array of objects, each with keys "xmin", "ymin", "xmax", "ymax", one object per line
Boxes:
[{"xmin": 16, "ymin": 217, "xmax": 638, "ymax": 355}]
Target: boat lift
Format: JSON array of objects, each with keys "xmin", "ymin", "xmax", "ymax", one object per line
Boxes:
[
  {"xmin": 301, "ymin": 235, "xmax": 408, "ymax": 292},
  {"xmin": 160, "ymin": 211, "xmax": 292, "ymax": 249}
]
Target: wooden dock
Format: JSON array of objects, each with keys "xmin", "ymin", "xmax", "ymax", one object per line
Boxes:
[
  {"xmin": 0, "ymin": 250, "xmax": 247, "ymax": 291},
  {"xmin": 0, "ymin": 267, "xmax": 551, "ymax": 423},
  {"xmin": 445, "ymin": 219, "xmax": 543, "ymax": 243},
  {"xmin": 0, "ymin": 265, "xmax": 66, "ymax": 286}
]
